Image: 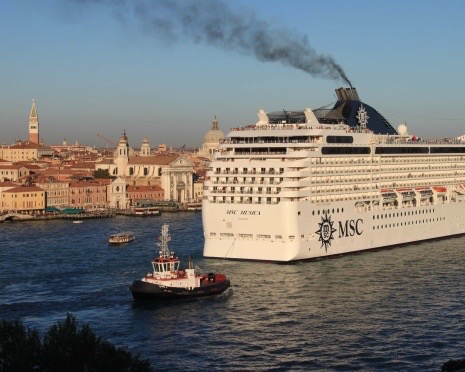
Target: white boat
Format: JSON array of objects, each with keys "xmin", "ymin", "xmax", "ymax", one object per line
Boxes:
[
  {"xmin": 186, "ymin": 201, "xmax": 202, "ymax": 211},
  {"xmin": 73, "ymin": 220, "xmax": 83, "ymax": 224},
  {"xmin": 108, "ymin": 232, "xmax": 135, "ymax": 244},
  {"xmin": 202, "ymin": 87, "xmax": 465, "ymax": 262},
  {"xmin": 133, "ymin": 206, "xmax": 161, "ymax": 216}
]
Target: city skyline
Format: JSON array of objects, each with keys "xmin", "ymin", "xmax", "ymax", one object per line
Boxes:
[{"xmin": 1, "ymin": 0, "xmax": 465, "ymax": 148}]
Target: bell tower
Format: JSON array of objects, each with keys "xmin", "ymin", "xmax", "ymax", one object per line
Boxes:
[
  {"xmin": 28, "ymin": 99, "xmax": 39, "ymax": 144},
  {"xmin": 140, "ymin": 135, "xmax": 151, "ymax": 157}
]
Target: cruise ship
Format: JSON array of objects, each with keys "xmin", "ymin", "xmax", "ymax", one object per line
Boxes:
[{"xmin": 202, "ymin": 88, "xmax": 465, "ymax": 262}]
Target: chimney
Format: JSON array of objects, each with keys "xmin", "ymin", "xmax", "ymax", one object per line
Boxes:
[{"xmin": 335, "ymin": 87, "xmax": 360, "ymax": 102}]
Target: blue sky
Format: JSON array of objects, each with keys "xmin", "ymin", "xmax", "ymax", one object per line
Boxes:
[{"xmin": 1, "ymin": 0, "xmax": 465, "ymax": 148}]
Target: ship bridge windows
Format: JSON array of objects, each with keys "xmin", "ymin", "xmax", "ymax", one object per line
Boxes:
[
  {"xmin": 326, "ymin": 135, "xmax": 354, "ymax": 144},
  {"xmin": 430, "ymin": 147, "xmax": 465, "ymax": 153},
  {"xmin": 321, "ymin": 147, "xmax": 371, "ymax": 155},
  {"xmin": 375, "ymin": 147, "xmax": 428, "ymax": 154}
]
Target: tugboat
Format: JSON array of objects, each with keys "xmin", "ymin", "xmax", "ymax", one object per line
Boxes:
[{"xmin": 130, "ymin": 224, "xmax": 230, "ymax": 301}]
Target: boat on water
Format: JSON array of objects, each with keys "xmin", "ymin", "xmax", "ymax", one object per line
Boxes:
[
  {"xmin": 202, "ymin": 86, "xmax": 465, "ymax": 262},
  {"xmin": 186, "ymin": 201, "xmax": 202, "ymax": 211},
  {"xmin": 73, "ymin": 220, "xmax": 83, "ymax": 224},
  {"xmin": 130, "ymin": 224, "xmax": 230, "ymax": 301},
  {"xmin": 108, "ymin": 232, "xmax": 135, "ymax": 244},
  {"xmin": 133, "ymin": 206, "xmax": 161, "ymax": 216}
]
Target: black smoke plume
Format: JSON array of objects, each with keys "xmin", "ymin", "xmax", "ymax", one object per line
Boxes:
[{"xmin": 72, "ymin": 0, "xmax": 352, "ymax": 86}]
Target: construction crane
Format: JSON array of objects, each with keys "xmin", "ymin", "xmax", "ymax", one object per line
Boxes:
[{"xmin": 96, "ymin": 133, "xmax": 117, "ymax": 147}]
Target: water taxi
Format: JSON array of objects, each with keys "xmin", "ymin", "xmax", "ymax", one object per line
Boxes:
[{"xmin": 108, "ymin": 232, "xmax": 135, "ymax": 244}]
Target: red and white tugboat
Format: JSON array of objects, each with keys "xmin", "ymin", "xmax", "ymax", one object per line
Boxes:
[{"xmin": 130, "ymin": 224, "xmax": 230, "ymax": 301}]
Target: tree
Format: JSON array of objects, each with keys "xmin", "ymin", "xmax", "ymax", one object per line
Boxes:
[
  {"xmin": 0, "ymin": 314, "xmax": 153, "ymax": 371},
  {"xmin": 93, "ymin": 168, "xmax": 112, "ymax": 179}
]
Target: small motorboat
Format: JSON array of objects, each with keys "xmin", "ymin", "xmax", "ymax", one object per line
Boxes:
[
  {"xmin": 108, "ymin": 232, "xmax": 135, "ymax": 244},
  {"xmin": 129, "ymin": 224, "xmax": 230, "ymax": 301}
]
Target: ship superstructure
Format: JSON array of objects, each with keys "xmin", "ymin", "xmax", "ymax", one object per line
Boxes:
[{"xmin": 202, "ymin": 88, "xmax": 465, "ymax": 261}]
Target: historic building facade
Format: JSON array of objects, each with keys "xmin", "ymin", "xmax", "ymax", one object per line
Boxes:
[
  {"xmin": 95, "ymin": 133, "xmax": 194, "ymax": 207},
  {"xmin": 35, "ymin": 176, "xmax": 70, "ymax": 208},
  {"xmin": 69, "ymin": 179, "xmax": 109, "ymax": 209},
  {"xmin": 0, "ymin": 141, "xmax": 53, "ymax": 162},
  {"xmin": 1, "ymin": 186, "xmax": 45, "ymax": 213}
]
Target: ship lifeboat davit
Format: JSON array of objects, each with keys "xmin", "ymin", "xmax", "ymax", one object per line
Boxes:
[
  {"xmin": 415, "ymin": 187, "xmax": 433, "ymax": 198},
  {"xmin": 397, "ymin": 188, "xmax": 416, "ymax": 200},
  {"xmin": 381, "ymin": 189, "xmax": 397, "ymax": 201}
]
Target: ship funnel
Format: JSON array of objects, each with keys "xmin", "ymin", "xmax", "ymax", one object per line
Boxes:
[
  {"xmin": 336, "ymin": 87, "xmax": 360, "ymax": 102},
  {"xmin": 257, "ymin": 109, "xmax": 269, "ymax": 126}
]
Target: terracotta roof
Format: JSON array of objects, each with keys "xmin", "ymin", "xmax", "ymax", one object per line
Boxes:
[
  {"xmin": 128, "ymin": 155, "xmax": 179, "ymax": 165},
  {"xmin": 10, "ymin": 142, "xmax": 51, "ymax": 150},
  {"xmin": 95, "ymin": 158, "xmax": 113, "ymax": 165},
  {"xmin": 0, "ymin": 165, "xmax": 25, "ymax": 170},
  {"xmin": 70, "ymin": 162, "xmax": 96, "ymax": 169},
  {"xmin": 127, "ymin": 185, "xmax": 163, "ymax": 192},
  {"xmin": 34, "ymin": 175, "xmax": 69, "ymax": 184},
  {"xmin": 195, "ymin": 169, "xmax": 207, "ymax": 177},
  {"xmin": 36, "ymin": 168, "xmax": 61, "ymax": 175},
  {"xmin": 0, "ymin": 181, "xmax": 19, "ymax": 187},
  {"xmin": 69, "ymin": 180, "xmax": 106, "ymax": 187},
  {"xmin": 4, "ymin": 186, "xmax": 45, "ymax": 193},
  {"xmin": 94, "ymin": 178, "xmax": 112, "ymax": 185},
  {"xmin": 15, "ymin": 162, "xmax": 43, "ymax": 169}
]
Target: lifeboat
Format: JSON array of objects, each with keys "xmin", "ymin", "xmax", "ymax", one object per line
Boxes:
[
  {"xmin": 433, "ymin": 186, "xmax": 447, "ymax": 193},
  {"xmin": 397, "ymin": 188, "xmax": 416, "ymax": 200},
  {"xmin": 415, "ymin": 187, "xmax": 433, "ymax": 198},
  {"xmin": 381, "ymin": 189, "xmax": 397, "ymax": 201}
]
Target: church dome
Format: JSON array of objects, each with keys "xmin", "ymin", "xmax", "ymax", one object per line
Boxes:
[{"xmin": 203, "ymin": 116, "xmax": 225, "ymax": 144}]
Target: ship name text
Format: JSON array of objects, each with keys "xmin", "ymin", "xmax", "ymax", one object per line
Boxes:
[
  {"xmin": 226, "ymin": 209, "xmax": 261, "ymax": 216},
  {"xmin": 338, "ymin": 219, "xmax": 363, "ymax": 237}
]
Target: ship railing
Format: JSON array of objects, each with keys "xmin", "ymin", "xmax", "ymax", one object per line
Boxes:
[{"xmin": 374, "ymin": 136, "xmax": 464, "ymax": 145}]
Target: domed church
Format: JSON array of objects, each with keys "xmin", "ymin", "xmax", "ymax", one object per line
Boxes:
[{"xmin": 198, "ymin": 116, "xmax": 225, "ymax": 158}]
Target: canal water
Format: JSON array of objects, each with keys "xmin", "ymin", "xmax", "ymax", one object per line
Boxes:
[{"xmin": 1, "ymin": 212, "xmax": 465, "ymax": 370}]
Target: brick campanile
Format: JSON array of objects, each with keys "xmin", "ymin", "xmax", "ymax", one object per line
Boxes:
[{"xmin": 28, "ymin": 99, "xmax": 39, "ymax": 144}]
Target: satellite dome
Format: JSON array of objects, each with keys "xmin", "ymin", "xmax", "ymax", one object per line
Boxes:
[{"xmin": 397, "ymin": 123, "xmax": 408, "ymax": 136}]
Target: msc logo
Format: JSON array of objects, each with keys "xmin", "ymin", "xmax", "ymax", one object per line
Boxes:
[
  {"xmin": 315, "ymin": 212, "xmax": 336, "ymax": 251},
  {"xmin": 316, "ymin": 213, "xmax": 363, "ymax": 251}
]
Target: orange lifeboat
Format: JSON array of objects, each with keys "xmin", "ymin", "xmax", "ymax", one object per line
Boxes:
[{"xmin": 433, "ymin": 186, "xmax": 447, "ymax": 193}]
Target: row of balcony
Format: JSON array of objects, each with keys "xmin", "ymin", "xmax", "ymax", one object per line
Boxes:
[{"xmin": 214, "ymin": 170, "xmax": 285, "ymax": 175}]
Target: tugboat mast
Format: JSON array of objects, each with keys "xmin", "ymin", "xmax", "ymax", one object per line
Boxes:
[{"xmin": 158, "ymin": 224, "xmax": 172, "ymax": 258}]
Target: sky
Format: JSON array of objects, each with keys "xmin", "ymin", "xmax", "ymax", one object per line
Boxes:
[{"xmin": 1, "ymin": 0, "xmax": 465, "ymax": 149}]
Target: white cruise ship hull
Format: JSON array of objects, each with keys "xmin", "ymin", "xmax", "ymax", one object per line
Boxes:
[
  {"xmin": 202, "ymin": 88, "xmax": 465, "ymax": 262},
  {"xmin": 203, "ymin": 199, "xmax": 465, "ymax": 261}
]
